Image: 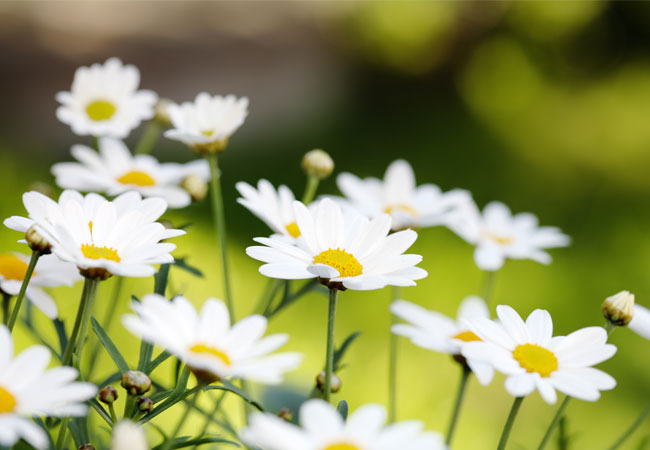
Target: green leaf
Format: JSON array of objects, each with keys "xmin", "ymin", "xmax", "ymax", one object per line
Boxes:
[
  {"xmin": 97, "ymin": 371, "xmax": 121, "ymax": 388},
  {"xmin": 89, "ymin": 398, "xmax": 113, "ymax": 426},
  {"xmin": 140, "ymin": 368, "xmax": 193, "ymax": 424},
  {"xmin": 635, "ymin": 435, "xmax": 650, "ymax": 450},
  {"xmin": 91, "ymin": 316, "xmax": 129, "ymax": 373},
  {"xmin": 151, "ymin": 436, "xmax": 239, "ymax": 450},
  {"xmin": 333, "ymin": 331, "xmax": 362, "ymax": 372},
  {"xmin": 173, "ymin": 257, "xmax": 204, "ymax": 278},
  {"xmin": 147, "ymin": 351, "xmax": 172, "ymax": 374},
  {"xmin": 68, "ymin": 417, "xmax": 89, "ymax": 449},
  {"xmin": 336, "ymin": 400, "xmax": 349, "ymax": 420},
  {"xmin": 154, "ymin": 263, "xmax": 171, "ymax": 295},
  {"xmin": 53, "ymin": 318, "xmax": 68, "ymax": 357},
  {"xmin": 204, "ymin": 380, "xmax": 264, "ymax": 411}
]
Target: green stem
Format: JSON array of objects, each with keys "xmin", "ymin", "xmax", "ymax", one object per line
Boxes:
[
  {"xmin": 608, "ymin": 400, "xmax": 650, "ymax": 450},
  {"xmin": 2, "ymin": 293, "xmax": 11, "ymax": 325},
  {"xmin": 324, "ymin": 288, "xmax": 339, "ymax": 402},
  {"xmin": 61, "ymin": 277, "xmax": 99, "ymax": 367},
  {"xmin": 497, "ymin": 397, "xmax": 524, "ymax": 450},
  {"xmin": 446, "ymin": 365, "xmax": 472, "ymax": 446},
  {"xmin": 388, "ymin": 285, "xmax": 402, "ymax": 423},
  {"xmin": 123, "ymin": 394, "xmax": 137, "ymax": 419},
  {"xmin": 256, "ymin": 279, "xmax": 283, "ymax": 315},
  {"xmin": 134, "ymin": 121, "xmax": 162, "ymax": 155},
  {"xmin": 207, "ymin": 154, "xmax": 235, "ymax": 320},
  {"xmin": 87, "ymin": 276, "xmax": 124, "ymax": 379},
  {"xmin": 109, "ymin": 403, "xmax": 118, "ymax": 424},
  {"xmin": 55, "ymin": 417, "xmax": 69, "ymax": 450},
  {"xmin": 301, "ymin": 175, "xmax": 320, "ymax": 205},
  {"xmin": 481, "ymin": 270, "xmax": 496, "ymax": 306},
  {"xmin": 192, "ymin": 391, "xmax": 227, "ymax": 449},
  {"xmin": 537, "ymin": 396, "xmax": 571, "ymax": 450},
  {"xmin": 161, "ymin": 388, "xmax": 202, "ymax": 450},
  {"xmin": 7, "ymin": 250, "xmax": 40, "ymax": 331}
]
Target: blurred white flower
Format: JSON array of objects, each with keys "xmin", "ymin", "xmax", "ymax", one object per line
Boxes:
[
  {"xmin": 629, "ymin": 303, "xmax": 650, "ymax": 340},
  {"xmin": 111, "ymin": 421, "xmax": 148, "ymax": 450},
  {"xmin": 52, "ymin": 137, "xmax": 209, "ymax": 208},
  {"xmin": 56, "ymin": 57, "xmax": 157, "ymax": 138}
]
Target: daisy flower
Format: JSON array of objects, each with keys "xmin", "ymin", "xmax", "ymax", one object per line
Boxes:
[
  {"xmin": 0, "ymin": 252, "xmax": 81, "ymax": 319},
  {"xmin": 56, "ymin": 57, "xmax": 157, "ymax": 138},
  {"xmin": 0, "ymin": 325, "xmax": 97, "ymax": 450},
  {"xmin": 241, "ymin": 399, "xmax": 445, "ymax": 450},
  {"xmin": 246, "ymin": 198, "xmax": 427, "ymax": 290},
  {"xmin": 448, "ymin": 200, "xmax": 570, "ymax": 271},
  {"xmin": 51, "ymin": 137, "xmax": 209, "ymax": 208},
  {"xmin": 4, "ymin": 190, "xmax": 184, "ymax": 279},
  {"xmin": 111, "ymin": 421, "xmax": 148, "ymax": 450},
  {"xmin": 391, "ymin": 296, "xmax": 494, "ymax": 385},
  {"xmin": 335, "ymin": 159, "xmax": 471, "ymax": 231},
  {"xmin": 462, "ymin": 305, "xmax": 617, "ymax": 404},
  {"xmin": 164, "ymin": 92, "xmax": 249, "ymax": 154},
  {"xmin": 122, "ymin": 294, "xmax": 302, "ymax": 384},
  {"xmin": 629, "ymin": 303, "xmax": 650, "ymax": 340}
]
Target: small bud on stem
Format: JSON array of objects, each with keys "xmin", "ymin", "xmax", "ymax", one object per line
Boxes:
[
  {"xmin": 121, "ymin": 371, "xmax": 152, "ymax": 396},
  {"xmin": 603, "ymin": 290, "xmax": 635, "ymax": 327}
]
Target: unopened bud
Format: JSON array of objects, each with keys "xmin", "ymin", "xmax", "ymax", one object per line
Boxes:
[
  {"xmin": 154, "ymin": 98, "xmax": 173, "ymax": 126},
  {"xmin": 137, "ymin": 396, "xmax": 153, "ymax": 414},
  {"xmin": 79, "ymin": 445, "xmax": 95, "ymax": 450},
  {"xmin": 603, "ymin": 290, "xmax": 635, "ymax": 327},
  {"xmin": 302, "ymin": 149, "xmax": 334, "ymax": 179},
  {"xmin": 98, "ymin": 386, "xmax": 118, "ymax": 404},
  {"xmin": 277, "ymin": 408, "xmax": 294, "ymax": 422},
  {"xmin": 25, "ymin": 225, "xmax": 51, "ymax": 254},
  {"xmin": 316, "ymin": 371, "xmax": 342, "ymax": 393},
  {"xmin": 181, "ymin": 174, "xmax": 208, "ymax": 202},
  {"xmin": 121, "ymin": 371, "xmax": 151, "ymax": 395}
]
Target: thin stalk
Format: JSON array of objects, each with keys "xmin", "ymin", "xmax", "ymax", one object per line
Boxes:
[
  {"xmin": 537, "ymin": 396, "xmax": 571, "ymax": 450},
  {"xmin": 192, "ymin": 391, "xmax": 227, "ymax": 449},
  {"xmin": 55, "ymin": 418, "xmax": 69, "ymax": 450},
  {"xmin": 7, "ymin": 250, "xmax": 39, "ymax": 331},
  {"xmin": 87, "ymin": 276, "xmax": 124, "ymax": 379},
  {"xmin": 61, "ymin": 277, "xmax": 99, "ymax": 367},
  {"xmin": 207, "ymin": 154, "xmax": 235, "ymax": 319},
  {"xmin": 109, "ymin": 403, "xmax": 118, "ymax": 424},
  {"xmin": 496, "ymin": 397, "xmax": 524, "ymax": 450},
  {"xmin": 388, "ymin": 285, "xmax": 402, "ymax": 423},
  {"xmin": 256, "ymin": 279, "xmax": 283, "ymax": 315},
  {"xmin": 481, "ymin": 270, "xmax": 497, "ymax": 307},
  {"xmin": 160, "ymin": 388, "xmax": 202, "ymax": 450},
  {"xmin": 607, "ymin": 401, "xmax": 650, "ymax": 450},
  {"xmin": 2, "ymin": 293, "xmax": 10, "ymax": 325},
  {"xmin": 301, "ymin": 175, "xmax": 320, "ymax": 205},
  {"xmin": 123, "ymin": 394, "xmax": 137, "ymax": 419},
  {"xmin": 446, "ymin": 365, "xmax": 472, "ymax": 446},
  {"xmin": 134, "ymin": 121, "xmax": 162, "ymax": 155},
  {"xmin": 324, "ymin": 288, "xmax": 339, "ymax": 402}
]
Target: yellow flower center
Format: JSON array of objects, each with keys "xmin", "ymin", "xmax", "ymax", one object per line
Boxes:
[
  {"xmin": 452, "ymin": 330, "xmax": 481, "ymax": 342},
  {"xmin": 189, "ymin": 343, "xmax": 231, "ymax": 366},
  {"xmin": 285, "ymin": 222, "xmax": 301, "ymax": 238},
  {"xmin": 313, "ymin": 248, "xmax": 363, "ymax": 278},
  {"xmin": 86, "ymin": 100, "xmax": 117, "ymax": 121},
  {"xmin": 512, "ymin": 344, "xmax": 558, "ymax": 378},
  {"xmin": 116, "ymin": 170, "xmax": 156, "ymax": 187},
  {"xmin": 81, "ymin": 244, "xmax": 121, "ymax": 262},
  {"xmin": 0, "ymin": 386, "xmax": 17, "ymax": 413},
  {"xmin": 323, "ymin": 444, "xmax": 361, "ymax": 450},
  {"xmin": 201, "ymin": 130, "xmax": 215, "ymax": 137},
  {"xmin": 385, "ymin": 204, "xmax": 417, "ymax": 217},
  {"xmin": 483, "ymin": 231, "xmax": 514, "ymax": 246},
  {"xmin": 0, "ymin": 254, "xmax": 29, "ymax": 281}
]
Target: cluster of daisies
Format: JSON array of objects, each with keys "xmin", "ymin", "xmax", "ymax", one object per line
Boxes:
[{"xmin": 0, "ymin": 56, "xmax": 648, "ymax": 450}]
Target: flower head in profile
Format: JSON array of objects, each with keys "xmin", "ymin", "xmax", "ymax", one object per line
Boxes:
[
  {"xmin": 462, "ymin": 305, "xmax": 616, "ymax": 404},
  {"xmin": 448, "ymin": 200, "xmax": 570, "ymax": 271},
  {"xmin": 0, "ymin": 325, "xmax": 97, "ymax": 450},
  {"xmin": 164, "ymin": 92, "xmax": 249, "ymax": 154},
  {"xmin": 122, "ymin": 294, "xmax": 302, "ymax": 384},
  {"xmin": 629, "ymin": 303, "xmax": 650, "ymax": 341},
  {"xmin": 246, "ymin": 198, "xmax": 427, "ymax": 290},
  {"xmin": 0, "ymin": 252, "xmax": 81, "ymax": 319},
  {"xmin": 52, "ymin": 137, "xmax": 209, "ymax": 208},
  {"xmin": 391, "ymin": 296, "xmax": 494, "ymax": 385},
  {"xmin": 56, "ymin": 57, "xmax": 157, "ymax": 138},
  {"xmin": 336, "ymin": 159, "xmax": 471, "ymax": 231},
  {"xmin": 241, "ymin": 399, "xmax": 445, "ymax": 450},
  {"xmin": 4, "ymin": 190, "xmax": 184, "ymax": 279}
]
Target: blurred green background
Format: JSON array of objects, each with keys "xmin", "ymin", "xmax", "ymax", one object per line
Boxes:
[{"xmin": 1, "ymin": 1, "xmax": 650, "ymax": 448}]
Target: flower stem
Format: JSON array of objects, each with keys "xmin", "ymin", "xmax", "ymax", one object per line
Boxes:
[
  {"xmin": 161, "ymin": 388, "xmax": 202, "ymax": 450},
  {"xmin": 207, "ymin": 154, "xmax": 235, "ymax": 320},
  {"xmin": 7, "ymin": 250, "xmax": 39, "ymax": 332},
  {"xmin": 497, "ymin": 397, "xmax": 524, "ymax": 450},
  {"xmin": 607, "ymin": 400, "xmax": 650, "ymax": 450},
  {"xmin": 123, "ymin": 394, "xmax": 137, "ymax": 419},
  {"xmin": 109, "ymin": 403, "xmax": 118, "ymax": 424},
  {"xmin": 446, "ymin": 364, "xmax": 472, "ymax": 446},
  {"xmin": 61, "ymin": 277, "xmax": 99, "ymax": 367},
  {"xmin": 481, "ymin": 270, "xmax": 497, "ymax": 306},
  {"xmin": 324, "ymin": 288, "xmax": 339, "ymax": 402},
  {"xmin": 87, "ymin": 276, "xmax": 124, "ymax": 379},
  {"xmin": 388, "ymin": 285, "xmax": 402, "ymax": 423},
  {"xmin": 191, "ymin": 391, "xmax": 226, "ymax": 449},
  {"xmin": 2, "ymin": 293, "xmax": 10, "ymax": 325},
  {"xmin": 134, "ymin": 120, "xmax": 162, "ymax": 155},
  {"xmin": 302, "ymin": 174, "xmax": 320, "ymax": 205},
  {"xmin": 537, "ymin": 396, "xmax": 571, "ymax": 450}
]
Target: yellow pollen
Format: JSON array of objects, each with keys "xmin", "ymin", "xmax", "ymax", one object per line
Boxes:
[
  {"xmin": 88, "ymin": 221, "xmax": 93, "ymax": 234},
  {"xmin": 385, "ymin": 204, "xmax": 417, "ymax": 217},
  {"xmin": 201, "ymin": 130, "xmax": 215, "ymax": 137},
  {"xmin": 86, "ymin": 100, "xmax": 116, "ymax": 121},
  {"xmin": 313, "ymin": 248, "xmax": 363, "ymax": 278},
  {"xmin": 189, "ymin": 343, "xmax": 231, "ymax": 366},
  {"xmin": 483, "ymin": 231, "xmax": 514, "ymax": 246},
  {"xmin": 452, "ymin": 330, "xmax": 481, "ymax": 342},
  {"xmin": 323, "ymin": 444, "xmax": 361, "ymax": 450},
  {"xmin": 0, "ymin": 386, "xmax": 17, "ymax": 413},
  {"xmin": 285, "ymin": 222, "xmax": 301, "ymax": 238},
  {"xmin": 513, "ymin": 344, "xmax": 558, "ymax": 378},
  {"xmin": 116, "ymin": 170, "xmax": 156, "ymax": 187},
  {"xmin": 0, "ymin": 254, "xmax": 29, "ymax": 281},
  {"xmin": 81, "ymin": 244, "xmax": 121, "ymax": 262}
]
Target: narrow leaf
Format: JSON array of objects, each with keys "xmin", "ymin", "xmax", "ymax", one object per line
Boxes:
[
  {"xmin": 333, "ymin": 332, "xmax": 362, "ymax": 371},
  {"xmin": 336, "ymin": 400, "xmax": 349, "ymax": 420},
  {"xmin": 204, "ymin": 380, "xmax": 264, "ymax": 411},
  {"xmin": 91, "ymin": 316, "xmax": 129, "ymax": 373},
  {"xmin": 151, "ymin": 436, "xmax": 239, "ymax": 450}
]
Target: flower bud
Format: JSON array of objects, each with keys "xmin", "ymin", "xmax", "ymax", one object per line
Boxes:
[
  {"xmin": 98, "ymin": 386, "xmax": 118, "ymax": 404},
  {"xmin": 137, "ymin": 396, "xmax": 153, "ymax": 414},
  {"xmin": 25, "ymin": 225, "xmax": 51, "ymax": 254},
  {"xmin": 277, "ymin": 408, "xmax": 294, "ymax": 422},
  {"xmin": 316, "ymin": 371, "xmax": 342, "ymax": 393},
  {"xmin": 603, "ymin": 290, "xmax": 635, "ymax": 327},
  {"xmin": 154, "ymin": 98, "xmax": 173, "ymax": 126},
  {"xmin": 120, "ymin": 371, "xmax": 151, "ymax": 395},
  {"xmin": 302, "ymin": 149, "xmax": 334, "ymax": 179},
  {"xmin": 79, "ymin": 445, "xmax": 95, "ymax": 450},
  {"xmin": 181, "ymin": 174, "xmax": 208, "ymax": 202}
]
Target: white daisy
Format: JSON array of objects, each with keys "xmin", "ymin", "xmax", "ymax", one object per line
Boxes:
[
  {"xmin": 448, "ymin": 200, "xmax": 570, "ymax": 271},
  {"xmin": 4, "ymin": 190, "xmax": 184, "ymax": 279},
  {"xmin": 629, "ymin": 304, "xmax": 650, "ymax": 340},
  {"xmin": 241, "ymin": 399, "xmax": 445, "ymax": 450},
  {"xmin": 164, "ymin": 92, "xmax": 249, "ymax": 153},
  {"xmin": 462, "ymin": 305, "xmax": 617, "ymax": 404},
  {"xmin": 0, "ymin": 325, "xmax": 97, "ymax": 450},
  {"xmin": 56, "ymin": 57, "xmax": 157, "ymax": 138},
  {"xmin": 391, "ymin": 296, "xmax": 494, "ymax": 385},
  {"xmin": 0, "ymin": 252, "xmax": 81, "ymax": 319},
  {"xmin": 51, "ymin": 137, "xmax": 209, "ymax": 208},
  {"xmin": 111, "ymin": 421, "xmax": 148, "ymax": 450},
  {"xmin": 246, "ymin": 198, "xmax": 427, "ymax": 291},
  {"xmin": 122, "ymin": 294, "xmax": 302, "ymax": 384},
  {"xmin": 335, "ymin": 159, "xmax": 471, "ymax": 231}
]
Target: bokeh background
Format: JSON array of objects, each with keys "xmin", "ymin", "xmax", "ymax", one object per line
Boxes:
[{"xmin": 1, "ymin": 1, "xmax": 650, "ymax": 449}]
